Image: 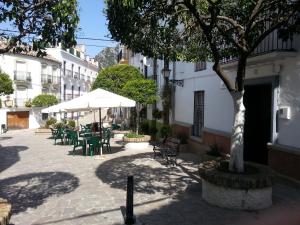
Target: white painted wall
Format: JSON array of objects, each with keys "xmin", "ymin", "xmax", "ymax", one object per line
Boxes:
[
  {"xmin": 277, "ymin": 55, "xmax": 300, "ymax": 148},
  {"xmin": 175, "ymin": 62, "xmax": 234, "ymax": 133},
  {"xmin": 46, "ymin": 47, "xmax": 99, "ymax": 102}
]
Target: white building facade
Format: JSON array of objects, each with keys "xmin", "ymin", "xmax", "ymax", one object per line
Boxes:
[
  {"xmin": 0, "ymin": 45, "xmax": 99, "ymax": 130},
  {"xmin": 0, "ymin": 53, "xmax": 61, "ymax": 129},
  {"xmin": 123, "ymin": 32, "xmax": 300, "ymax": 181},
  {"xmin": 46, "ymin": 45, "xmax": 99, "ymax": 102}
]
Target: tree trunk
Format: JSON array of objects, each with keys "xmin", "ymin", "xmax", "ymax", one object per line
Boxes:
[
  {"xmin": 136, "ymin": 104, "xmax": 140, "ymax": 135},
  {"xmin": 163, "ymin": 81, "xmax": 170, "ymax": 125},
  {"xmin": 229, "ymin": 91, "xmax": 245, "ymax": 173}
]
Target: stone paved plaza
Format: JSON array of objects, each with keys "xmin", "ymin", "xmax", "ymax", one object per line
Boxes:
[{"xmin": 0, "ymin": 130, "xmax": 300, "ymax": 225}]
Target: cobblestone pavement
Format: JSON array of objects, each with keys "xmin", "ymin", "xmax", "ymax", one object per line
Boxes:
[{"xmin": 0, "ymin": 130, "xmax": 300, "ymax": 225}]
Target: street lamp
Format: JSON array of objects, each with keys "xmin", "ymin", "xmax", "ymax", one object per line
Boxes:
[{"xmin": 161, "ymin": 67, "xmax": 171, "ymax": 79}]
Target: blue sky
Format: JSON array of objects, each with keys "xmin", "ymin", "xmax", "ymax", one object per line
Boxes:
[{"xmin": 77, "ymin": 0, "xmax": 117, "ymax": 57}]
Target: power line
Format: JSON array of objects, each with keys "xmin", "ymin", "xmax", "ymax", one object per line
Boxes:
[
  {"xmin": 0, "ymin": 28, "xmax": 116, "ymax": 42},
  {"xmin": 78, "ymin": 44, "xmax": 116, "ymax": 48}
]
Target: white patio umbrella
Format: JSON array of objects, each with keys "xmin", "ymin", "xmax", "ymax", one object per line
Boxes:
[
  {"xmin": 41, "ymin": 101, "xmax": 68, "ymax": 113},
  {"xmin": 64, "ymin": 88, "xmax": 136, "ymax": 111},
  {"xmin": 63, "ymin": 88, "xmax": 136, "ymax": 135}
]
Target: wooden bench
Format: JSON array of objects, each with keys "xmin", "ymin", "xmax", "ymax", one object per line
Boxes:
[{"xmin": 153, "ymin": 137, "xmax": 181, "ymax": 165}]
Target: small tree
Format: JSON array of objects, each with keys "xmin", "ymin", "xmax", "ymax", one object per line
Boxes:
[
  {"xmin": 32, "ymin": 94, "xmax": 58, "ymax": 107},
  {"xmin": 122, "ymin": 79, "xmax": 157, "ymax": 134},
  {"xmin": 92, "ymin": 64, "xmax": 143, "ymax": 94},
  {"xmin": 0, "ymin": 71, "xmax": 14, "ymax": 96}
]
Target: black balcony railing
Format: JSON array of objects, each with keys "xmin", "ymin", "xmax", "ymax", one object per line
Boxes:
[
  {"xmin": 41, "ymin": 74, "xmax": 52, "ymax": 84},
  {"xmin": 14, "ymin": 71, "xmax": 31, "ymax": 82},
  {"xmin": 74, "ymin": 72, "xmax": 79, "ymax": 79},
  {"xmin": 221, "ymin": 30, "xmax": 294, "ymax": 64},
  {"xmin": 52, "ymin": 76, "xmax": 60, "ymax": 85}
]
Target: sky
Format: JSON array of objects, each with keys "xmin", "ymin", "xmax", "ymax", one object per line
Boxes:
[{"xmin": 77, "ymin": 0, "xmax": 117, "ymax": 57}]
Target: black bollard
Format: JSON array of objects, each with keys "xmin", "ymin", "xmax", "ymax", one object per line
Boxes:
[{"xmin": 125, "ymin": 175, "xmax": 135, "ymax": 225}]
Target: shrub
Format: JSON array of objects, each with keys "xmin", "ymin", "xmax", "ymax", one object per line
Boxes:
[
  {"xmin": 67, "ymin": 120, "xmax": 76, "ymax": 128},
  {"xmin": 207, "ymin": 144, "xmax": 223, "ymax": 157},
  {"xmin": 176, "ymin": 132, "xmax": 189, "ymax": 144},
  {"xmin": 160, "ymin": 125, "xmax": 171, "ymax": 138},
  {"xmin": 53, "ymin": 122, "xmax": 64, "ymax": 129},
  {"xmin": 152, "ymin": 108, "xmax": 162, "ymax": 119},
  {"xmin": 0, "ymin": 99, "xmax": 2, "ymax": 108},
  {"xmin": 140, "ymin": 120, "xmax": 149, "ymax": 134},
  {"xmin": 25, "ymin": 99, "xmax": 32, "ymax": 107},
  {"xmin": 124, "ymin": 133, "xmax": 144, "ymax": 138},
  {"xmin": 32, "ymin": 94, "xmax": 58, "ymax": 107},
  {"xmin": 45, "ymin": 117, "xmax": 57, "ymax": 128}
]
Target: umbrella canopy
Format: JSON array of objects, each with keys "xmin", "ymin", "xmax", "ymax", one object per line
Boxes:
[
  {"xmin": 63, "ymin": 88, "xmax": 136, "ymax": 112},
  {"xmin": 41, "ymin": 101, "xmax": 69, "ymax": 113}
]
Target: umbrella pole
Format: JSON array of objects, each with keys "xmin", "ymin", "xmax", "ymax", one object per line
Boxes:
[
  {"xmin": 99, "ymin": 108, "xmax": 102, "ymax": 137},
  {"xmin": 99, "ymin": 108, "xmax": 103, "ymax": 156}
]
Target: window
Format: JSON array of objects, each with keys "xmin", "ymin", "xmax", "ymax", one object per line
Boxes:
[
  {"xmin": 63, "ymin": 61, "xmax": 66, "ymax": 76},
  {"xmin": 71, "ymin": 64, "xmax": 74, "ymax": 77},
  {"xmin": 63, "ymin": 84, "xmax": 66, "ymax": 100},
  {"xmin": 193, "ymin": 91, "xmax": 205, "ymax": 137},
  {"xmin": 144, "ymin": 65, "xmax": 148, "ymax": 78},
  {"xmin": 71, "ymin": 85, "xmax": 74, "ymax": 99},
  {"xmin": 195, "ymin": 61, "xmax": 206, "ymax": 71}
]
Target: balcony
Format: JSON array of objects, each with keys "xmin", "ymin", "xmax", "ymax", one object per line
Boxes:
[
  {"xmin": 64, "ymin": 93, "xmax": 80, "ymax": 101},
  {"xmin": 221, "ymin": 30, "xmax": 295, "ymax": 65},
  {"xmin": 52, "ymin": 76, "xmax": 60, "ymax": 85},
  {"xmin": 14, "ymin": 71, "xmax": 31, "ymax": 83},
  {"xmin": 73, "ymin": 72, "xmax": 79, "ymax": 79},
  {"xmin": 41, "ymin": 74, "xmax": 52, "ymax": 84}
]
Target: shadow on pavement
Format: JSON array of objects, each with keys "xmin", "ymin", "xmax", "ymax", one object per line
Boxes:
[
  {"xmin": 0, "ymin": 136, "xmax": 13, "ymax": 141},
  {"xmin": 95, "ymin": 152, "xmax": 198, "ymax": 195},
  {"xmin": 0, "ymin": 172, "xmax": 79, "ymax": 214},
  {"xmin": 0, "ymin": 145, "xmax": 28, "ymax": 173}
]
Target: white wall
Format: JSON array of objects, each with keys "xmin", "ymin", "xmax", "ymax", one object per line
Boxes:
[
  {"xmin": 46, "ymin": 47, "xmax": 99, "ymax": 101},
  {"xmin": 277, "ymin": 55, "xmax": 300, "ymax": 148},
  {"xmin": 175, "ymin": 63, "xmax": 234, "ymax": 133}
]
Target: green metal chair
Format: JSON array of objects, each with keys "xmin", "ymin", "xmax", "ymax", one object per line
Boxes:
[
  {"xmin": 54, "ymin": 128, "xmax": 64, "ymax": 145},
  {"xmin": 70, "ymin": 131, "xmax": 86, "ymax": 156},
  {"xmin": 101, "ymin": 130, "xmax": 112, "ymax": 152},
  {"xmin": 87, "ymin": 136, "xmax": 102, "ymax": 156},
  {"xmin": 50, "ymin": 128, "xmax": 58, "ymax": 139}
]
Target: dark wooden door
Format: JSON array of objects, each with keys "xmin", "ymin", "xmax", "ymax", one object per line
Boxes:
[
  {"xmin": 193, "ymin": 91, "xmax": 204, "ymax": 137},
  {"xmin": 244, "ymin": 84, "xmax": 272, "ymax": 164},
  {"xmin": 7, "ymin": 111, "xmax": 29, "ymax": 129}
]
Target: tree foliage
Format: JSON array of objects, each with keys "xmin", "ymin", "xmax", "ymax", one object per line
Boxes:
[
  {"xmin": 122, "ymin": 79, "xmax": 157, "ymax": 105},
  {"xmin": 32, "ymin": 94, "xmax": 58, "ymax": 107},
  {"xmin": 92, "ymin": 64, "xmax": 143, "ymax": 95},
  {"xmin": 0, "ymin": 71, "xmax": 14, "ymax": 95},
  {"xmin": 0, "ymin": 0, "xmax": 79, "ymax": 55},
  {"xmin": 106, "ymin": 0, "xmax": 299, "ymax": 91}
]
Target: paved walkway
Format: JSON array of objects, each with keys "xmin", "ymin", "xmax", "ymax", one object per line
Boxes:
[{"xmin": 0, "ymin": 130, "xmax": 300, "ymax": 225}]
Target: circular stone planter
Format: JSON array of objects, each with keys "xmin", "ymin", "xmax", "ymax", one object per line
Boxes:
[
  {"xmin": 123, "ymin": 135, "xmax": 151, "ymax": 150},
  {"xmin": 199, "ymin": 160, "xmax": 274, "ymax": 210}
]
